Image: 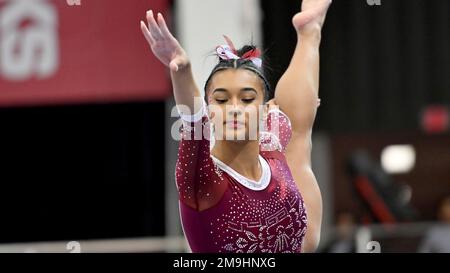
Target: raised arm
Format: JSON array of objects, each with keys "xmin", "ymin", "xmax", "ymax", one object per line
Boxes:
[
  {"xmin": 273, "ymin": 0, "xmax": 331, "ymax": 252},
  {"xmin": 141, "ymin": 11, "xmax": 226, "ymax": 211},
  {"xmin": 274, "ymin": 0, "xmax": 330, "ymax": 137},
  {"xmin": 140, "ymin": 10, "xmax": 201, "ymax": 114}
]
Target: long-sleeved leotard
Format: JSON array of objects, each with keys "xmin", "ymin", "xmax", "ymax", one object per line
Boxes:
[{"xmin": 175, "ymin": 102, "xmax": 307, "ymax": 253}]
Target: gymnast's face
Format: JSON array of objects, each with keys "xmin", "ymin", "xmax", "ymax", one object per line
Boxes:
[{"xmin": 206, "ymin": 69, "xmax": 266, "ymax": 142}]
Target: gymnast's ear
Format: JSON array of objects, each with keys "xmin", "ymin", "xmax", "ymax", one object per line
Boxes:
[
  {"xmin": 266, "ymin": 98, "xmax": 278, "ymax": 111},
  {"xmin": 209, "ymin": 110, "xmax": 216, "ymax": 120}
]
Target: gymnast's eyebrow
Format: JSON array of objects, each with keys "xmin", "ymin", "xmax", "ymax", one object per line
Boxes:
[
  {"xmin": 212, "ymin": 88, "xmax": 257, "ymax": 94},
  {"xmin": 212, "ymin": 88, "xmax": 228, "ymax": 94},
  {"xmin": 240, "ymin": 87, "xmax": 257, "ymax": 94}
]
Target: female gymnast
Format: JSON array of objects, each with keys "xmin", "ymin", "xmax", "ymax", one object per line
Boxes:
[{"xmin": 140, "ymin": 0, "xmax": 331, "ymax": 253}]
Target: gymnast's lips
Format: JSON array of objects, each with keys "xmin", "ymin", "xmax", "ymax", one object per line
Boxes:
[{"xmin": 224, "ymin": 120, "xmax": 245, "ymax": 129}]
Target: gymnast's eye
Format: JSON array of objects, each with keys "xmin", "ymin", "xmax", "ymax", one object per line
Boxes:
[{"xmin": 242, "ymin": 98, "xmax": 255, "ymax": 103}]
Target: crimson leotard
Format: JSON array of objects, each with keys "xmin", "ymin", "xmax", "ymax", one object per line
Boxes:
[{"xmin": 176, "ymin": 103, "xmax": 307, "ymax": 253}]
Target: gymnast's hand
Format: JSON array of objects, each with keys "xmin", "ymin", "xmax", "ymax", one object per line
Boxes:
[
  {"xmin": 140, "ymin": 10, "xmax": 189, "ymax": 72},
  {"xmin": 292, "ymin": 0, "xmax": 332, "ymax": 35}
]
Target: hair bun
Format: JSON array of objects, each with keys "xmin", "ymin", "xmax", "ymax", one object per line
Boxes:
[{"xmin": 237, "ymin": 45, "xmax": 257, "ymax": 57}]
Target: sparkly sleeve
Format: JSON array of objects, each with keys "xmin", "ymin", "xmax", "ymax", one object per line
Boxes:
[
  {"xmin": 260, "ymin": 109, "xmax": 293, "ymax": 153},
  {"xmin": 175, "ymin": 102, "xmax": 227, "ymax": 211}
]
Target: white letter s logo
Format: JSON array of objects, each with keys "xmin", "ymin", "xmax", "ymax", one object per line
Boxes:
[{"xmin": 0, "ymin": 0, "xmax": 59, "ymax": 81}]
